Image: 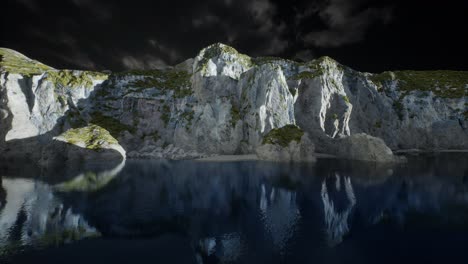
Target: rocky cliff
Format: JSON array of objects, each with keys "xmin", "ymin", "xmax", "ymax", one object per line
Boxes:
[{"xmin": 1, "ymin": 44, "xmax": 467, "ymax": 163}]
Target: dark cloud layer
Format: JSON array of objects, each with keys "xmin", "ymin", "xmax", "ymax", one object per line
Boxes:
[{"xmin": 1, "ymin": 0, "xmax": 467, "ymax": 72}]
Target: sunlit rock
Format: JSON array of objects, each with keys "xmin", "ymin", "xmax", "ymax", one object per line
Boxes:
[{"xmin": 1, "ymin": 44, "xmax": 467, "ymax": 162}]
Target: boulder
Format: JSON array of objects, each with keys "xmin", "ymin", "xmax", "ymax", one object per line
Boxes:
[
  {"xmin": 256, "ymin": 125, "xmax": 315, "ymax": 162},
  {"xmin": 40, "ymin": 125, "xmax": 126, "ymax": 166},
  {"xmin": 334, "ymin": 133, "xmax": 405, "ymax": 163}
]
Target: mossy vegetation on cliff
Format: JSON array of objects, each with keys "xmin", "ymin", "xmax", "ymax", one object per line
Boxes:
[
  {"xmin": 47, "ymin": 70, "xmax": 108, "ymax": 88},
  {"xmin": 60, "ymin": 125, "xmax": 118, "ymax": 149},
  {"xmin": 230, "ymin": 105, "xmax": 241, "ymax": 127},
  {"xmin": 122, "ymin": 69, "xmax": 192, "ymax": 98},
  {"xmin": 0, "ymin": 48, "xmax": 52, "ymax": 76},
  {"xmin": 290, "ymin": 57, "xmax": 337, "ymax": 80},
  {"xmin": 262, "ymin": 124, "xmax": 304, "ymax": 147},
  {"xmin": 252, "ymin": 56, "xmax": 297, "ymax": 66},
  {"xmin": 0, "ymin": 48, "xmax": 108, "ymax": 88},
  {"xmin": 370, "ymin": 70, "xmax": 468, "ymax": 98}
]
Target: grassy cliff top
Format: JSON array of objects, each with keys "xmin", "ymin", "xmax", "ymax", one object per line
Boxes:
[
  {"xmin": 370, "ymin": 70, "xmax": 468, "ymax": 98},
  {"xmin": 46, "ymin": 70, "xmax": 108, "ymax": 88},
  {"xmin": 2, "ymin": 45, "xmax": 467, "ymax": 98},
  {"xmin": 0, "ymin": 48, "xmax": 108, "ymax": 88},
  {"xmin": 0, "ymin": 47, "xmax": 53, "ymax": 76}
]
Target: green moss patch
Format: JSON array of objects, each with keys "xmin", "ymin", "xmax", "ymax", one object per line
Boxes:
[
  {"xmin": 180, "ymin": 110, "xmax": 194, "ymax": 127},
  {"xmin": 252, "ymin": 56, "xmax": 297, "ymax": 66},
  {"xmin": 290, "ymin": 57, "xmax": 332, "ymax": 80},
  {"xmin": 262, "ymin": 124, "xmax": 304, "ymax": 147},
  {"xmin": 47, "ymin": 70, "xmax": 108, "ymax": 88},
  {"xmin": 160, "ymin": 104, "xmax": 171, "ymax": 126},
  {"xmin": 375, "ymin": 120, "xmax": 382, "ymax": 128},
  {"xmin": 0, "ymin": 48, "xmax": 108, "ymax": 87},
  {"xmin": 342, "ymin": 95, "xmax": 350, "ymax": 104},
  {"xmin": 60, "ymin": 125, "xmax": 118, "ymax": 149},
  {"xmin": 369, "ymin": 71, "xmax": 393, "ymax": 89},
  {"xmin": 230, "ymin": 105, "xmax": 241, "ymax": 127},
  {"xmin": 370, "ymin": 70, "xmax": 468, "ymax": 98},
  {"xmin": 0, "ymin": 48, "xmax": 52, "ymax": 76},
  {"xmin": 122, "ymin": 69, "xmax": 192, "ymax": 98},
  {"xmin": 392, "ymin": 98, "xmax": 405, "ymax": 120}
]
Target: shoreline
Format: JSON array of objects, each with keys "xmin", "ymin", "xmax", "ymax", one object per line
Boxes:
[
  {"xmin": 394, "ymin": 149, "xmax": 468, "ymax": 154},
  {"xmin": 195, "ymin": 153, "xmax": 337, "ymax": 162},
  {"xmin": 194, "ymin": 150, "xmax": 467, "ymax": 162}
]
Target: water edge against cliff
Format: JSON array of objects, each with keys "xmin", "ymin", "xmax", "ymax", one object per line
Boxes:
[{"xmin": 1, "ymin": 153, "xmax": 467, "ymax": 264}]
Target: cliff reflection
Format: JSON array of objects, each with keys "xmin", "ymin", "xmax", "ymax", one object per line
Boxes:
[
  {"xmin": 321, "ymin": 173, "xmax": 356, "ymax": 247},
  {"xmin": 1, "ymin": 153, "xmax": 467, "ymax": 263},
  {"xmin": 0, "ymin": 178, "xmax": 98, "ymax": 254}
]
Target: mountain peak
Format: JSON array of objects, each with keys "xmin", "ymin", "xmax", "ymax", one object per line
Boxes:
[
  {"xmin": 194, "ymin": 43, "xmax": 252, "ymax": 78},
  {"xmin": 197, "ymin": 43, "xmax": 248, "ymax": 60}
]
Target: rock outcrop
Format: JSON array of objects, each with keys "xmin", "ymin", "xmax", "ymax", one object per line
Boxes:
[
  {"xmin": 256, "ymin": 125, "xmax": 315, "ymax": 162},
  {"xmin": 1, "ymin": 43, "xmax": 467, "ymax": 163},
  {"xmin": 332, "ymin": 133, "xmax": 405, "ymax": 163}
]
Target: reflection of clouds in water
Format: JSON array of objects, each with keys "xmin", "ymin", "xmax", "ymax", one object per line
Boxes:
[
  {"xmin": 321, "ymin": 173, "xmax": 356, "ymax": 247},
  {"xmin": 260, "ymin": 184, "xmax": 301, "ymax": 252},
  {"xmin": 0, "ymin": 178, "xmax": 98, "ymax": 250}
]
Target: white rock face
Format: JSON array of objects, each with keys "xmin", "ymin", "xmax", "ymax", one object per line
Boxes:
[
  {"xmin": 1, "ymin": 45, "xmax": 467, "ymax": 162},
  {"xmin": 0, "ymin": 72, "xmax": 105, "ymax": 142},
  {"xmin": 2, "ymin": 73, "xmax": 40, "ymax": 140},
  {"xmin": 295, "ymin": 58, "xmax": 352, "ymax": 141},
  {"xmin": 240, "ymin": 64, "xmax": 296, "ymax": 150}
]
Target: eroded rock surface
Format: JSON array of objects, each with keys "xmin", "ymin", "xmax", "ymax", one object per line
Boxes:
[{"xmin": 1, "ymin": 44, "xmax": 467, "ymax": 163}]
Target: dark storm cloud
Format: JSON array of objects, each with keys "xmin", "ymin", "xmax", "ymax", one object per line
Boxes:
[
  {"xmin": 2, "ymin": 0, "xmax": 467, "ymax": 72},
  {"xmin": 188, "ymin": 0, "xmax": 288, "ymax": 55},
  {"xmin": 70, "ymin": 0, "xmax": 114, "ymax": 22},
  {"xmin": 4, "ymin": 0, "xmax": 292, "ymax": 70},
  {"xmin": 301, "ymin": 0, "xmax": 393, "ymax": 47}
]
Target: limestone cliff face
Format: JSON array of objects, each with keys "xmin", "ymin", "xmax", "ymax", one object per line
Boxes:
[{"xmin": 0, "ymin": 44, "xmax": 467, "ymax": 162}]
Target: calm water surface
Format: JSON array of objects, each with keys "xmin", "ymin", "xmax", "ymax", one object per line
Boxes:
[{"xmin": 1, "ymin": 153, "xmax": 467, "ymax": 264}]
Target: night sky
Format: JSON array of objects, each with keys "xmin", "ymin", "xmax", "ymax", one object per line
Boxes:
[{"xmin": 1, "ymin": 0, "xmax": 467, "ymax": 73}]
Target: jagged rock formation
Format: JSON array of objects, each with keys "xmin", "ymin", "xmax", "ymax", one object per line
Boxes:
[{"xmin": 1, "ymin": 44, "xmax": 467, "ymax": 162}]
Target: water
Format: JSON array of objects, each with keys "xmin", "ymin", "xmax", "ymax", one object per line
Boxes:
[{"xmin": 1, "ymin": 153, "xmax": 467, "ymax": 264}]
